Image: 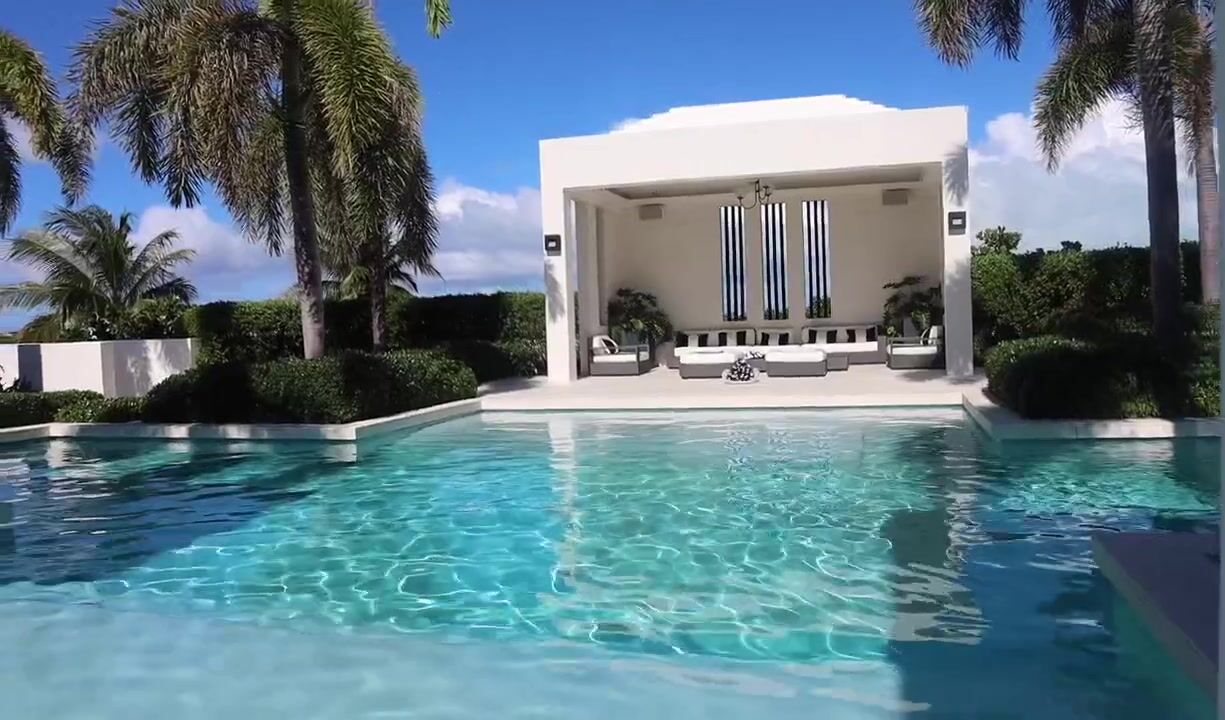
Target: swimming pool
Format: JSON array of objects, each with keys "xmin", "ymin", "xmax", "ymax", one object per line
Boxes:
[{"xmin": 0, "ymin": 409, "xmax": 1217, "ymax": 718}]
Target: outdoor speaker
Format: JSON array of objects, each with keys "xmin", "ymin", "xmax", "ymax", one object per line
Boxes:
[
  {"xmin": 637, "ymin": 204, "xmax": 665, "ymax": 221},
  {"xmin": 882, "ymin": 189, "xmax": 910, "ymax": 206}
]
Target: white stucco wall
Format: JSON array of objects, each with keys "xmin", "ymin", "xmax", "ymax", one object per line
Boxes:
[
  {"xmin": 12, "ymin": 339, "xmax": 198, "ymax": 397},
  {"xmin": 540, "ymin": 98, "xmax": 971, "ymax": 381},
  {"xmin": 40, "ymin": 342, "xmax": 107, "ymax": 394},
  {"xmin": 603, "ymin": 186, "xmax": 944, "ymax": 331}
]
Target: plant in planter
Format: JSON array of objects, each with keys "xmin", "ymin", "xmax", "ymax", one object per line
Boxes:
[
  {"xmin": 607, "ymin": 288, "xmax": 672, "ymax": 349},
  {"xmin": 882, "ymin": 275, "xmax": 943, "ymax": 337}
]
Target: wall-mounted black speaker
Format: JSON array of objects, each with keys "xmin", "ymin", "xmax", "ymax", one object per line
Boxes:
[
  {"xmin": 947, "ymin": 211, "xmax": 967, "ymax": 236},
  {"xmin": 544, "ymin": 234, "xmax": 561, "ymax": 256}
]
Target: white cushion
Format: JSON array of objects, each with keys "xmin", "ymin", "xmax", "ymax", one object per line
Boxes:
[
  {"xmin": 592, "ymin": 353, "xmax": 639, "ymax": 364},
  {"xmin": 675, "ymin": 328, "xmax": 756, "ymax": 348},
  {"xmin": 889, "ymin": 345, "xmax": 939, "ymax": 357},
  {"xmin": 766, "ymin": 350, "xmax": 826, "ymax": 363},
  {"xmin": 675, "ymin": 346, "xmax": 738, "ymax": 357},
  {"xmin": 800, "ymin": 326, "xmax": 880, "ymax": 345},
  {"xmin": 679, "ymin": 352, "xmax": 736, "ymax": 365},
  {"xmin": 747, "ymin": 344, "xmax": 803, "ymax": 354},
  {"xmin": 801, "ymin": 341, "xmax": 878, "ymax": 354}
]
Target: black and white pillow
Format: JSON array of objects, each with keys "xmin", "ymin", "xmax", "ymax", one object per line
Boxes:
[
  {"xmin": 865, "ymin": 326, "xmax": 878, "ymax": 342},
  {"xmin": 845, "ymin": 328, "xmax": 858, "ymax": 343},
  {"xmin": 825, "ymin": 329, "xmax": 839, "ymax": 344},
  {"xmin": 759, "ymin": 331, "xmax": 790, "ymax": 346},
  {"xmin": 675, "ymin": 332, "xmax": 690, "ymax": 348}
]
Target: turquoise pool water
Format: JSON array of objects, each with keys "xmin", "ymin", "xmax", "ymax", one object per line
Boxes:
[{"xmin": 0, "ymin": 409, "xmax": 1217, "ymax": 718}]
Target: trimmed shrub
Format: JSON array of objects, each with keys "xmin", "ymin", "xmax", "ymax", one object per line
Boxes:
[
  {"xmin": 141, "ymin": 350, "xmax": 476, "ymax": 424},
  {"xmin": 0, "ymin": 390, "xmax": 105, "ymax": 428},
  {"xmin": 188, "ymin": 292, "xmax": 544, "ymax": 365},
  {"xmin": 384, "ymin": 349, "xmax": 479, "ymax": 408},
  {"xmin": 985, "ymin": 334, "xmax": 1218, "ymax": 419},
  {"xmin": 434, "ymin": 339, "xmax": 546, "ymax": 383},
  {"xmin": 143, "ymin": 362, "xmax": 260, "ymax": 423},
  {"xmin": 185, "ymin": 300, "xmax": 304, "ymax": 365},
  {"xmin": 55, "ymin": 396, "xmax": 146, "ymax": 423},
  {"xmin": 973, "ymin": 242, "xmax": 1207, "ymax": 358},
  {"xmin": 389, "ymin": 292, "xmax": 545, "ymax": 347}
]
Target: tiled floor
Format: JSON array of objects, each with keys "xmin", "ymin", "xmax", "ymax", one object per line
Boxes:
[{"xmin": 480, "ymin": 364, "xmax": 982, "ymax": 411}]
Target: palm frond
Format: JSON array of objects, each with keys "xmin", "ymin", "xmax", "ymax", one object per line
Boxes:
[
  {"xmin": 0, "ymin": 29, "xmax": 89, "ymax": 221},
  {"xmin": 424, "ymin": 0, "xmax": 452, "ymax": 37},
  {"xmin": 295, "ymin": 0, "xmax": 403, "ymax": 181},
  {"xmin": 1033, "ymin": 5, "xmax": 1135, "ymax": 169},
  {"xmin": 913, "ymin": 0, "xmax": 984, "ymax": 66},
  {"xmin": 0, "ymin": 118, "xmax": 19, "ymax": 235}
]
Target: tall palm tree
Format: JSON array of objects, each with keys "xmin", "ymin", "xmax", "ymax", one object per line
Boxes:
[
  {"xmin": 0, "ymin": 29, "xmax": 89, "ymax": 235},
  {"xmin": 914, "ymin": 0, "xmax": 1190, "ymax": 343},
  {"xmin": 0, "ymin": 205, "xmax": 196, "ymax": 339},
  {"xmin": 1033, "ymin": 0, "xmax": 1218, "ymax": 303},
  {"xmin": 310, "ymin": 52, "xmax": 439, "ymax": 351},
  {"xmin": 68, "ymin": 0, "xmax": 451, "ymax": 359}
]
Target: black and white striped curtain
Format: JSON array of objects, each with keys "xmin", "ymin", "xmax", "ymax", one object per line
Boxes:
[
  {"xmin": 760, "ymin": 203, "xmax": 788, "ymax": 320},
  {"xmin": 803, "ymin": 200, "xmax": 832, "ymax": 318},
  {"xmin": 719, "ymin": 206, "xmax": 747, "ymax": 321}
]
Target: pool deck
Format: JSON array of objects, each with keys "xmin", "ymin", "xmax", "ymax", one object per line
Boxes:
[
  {"xmin": 480, "ymin": 365, "xmax": 979, "ymax": 411},
  {"xmin": 1093, "ymin": 532, "xmax": 1220, "ymax": 698}
]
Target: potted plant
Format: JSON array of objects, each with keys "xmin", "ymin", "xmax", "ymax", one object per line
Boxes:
[
  {"xmin": 607, "ymin": 288, "xmax": 672, "ymax": 354},
  {"xmin": 882, "ymin": 275, "xmax": 943, "ymax": 337}
]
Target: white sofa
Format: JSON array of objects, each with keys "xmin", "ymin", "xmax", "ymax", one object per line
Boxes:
[
  {"xmin": 799, "ymin": 324, "xmax": 886, "ymax": 365},
  {"xmin": 669, "ymin": 328, "xmax": 806, "ymax": 368}
]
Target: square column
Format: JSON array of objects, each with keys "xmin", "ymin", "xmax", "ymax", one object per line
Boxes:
[
  {"xmin": 941, "ymin": 149, "xmax": 973, "ymax": 378},
  {"xmin": 544, "ymin": 193, "xmax": 577, "ymax": 383}
]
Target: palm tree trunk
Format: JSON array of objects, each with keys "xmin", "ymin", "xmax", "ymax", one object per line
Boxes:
[
  {"xmin": 278, "ymin": 7, "xmax": 326, "ymax": 359},
  {"xmin": 1195, "ymin": 121, "xmax": 1220, "ymax": 304},
  {"xmin": 370, "ymin": 255, "xmax": 388, "ymax": 352},
  {"xmin": 1135, "ymin": 0, "xmax": 1183, "ymax": 345}
]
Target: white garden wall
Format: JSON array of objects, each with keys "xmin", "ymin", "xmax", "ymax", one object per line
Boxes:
[{"xmin": 1, "ymin": 339, "xmax": 198, "ymax": 397}]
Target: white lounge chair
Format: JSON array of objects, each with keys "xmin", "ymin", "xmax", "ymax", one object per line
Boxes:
[
  {"xmin": 589, "ymin": 335, "xmax": 652, "ymax": 376},
  {"xmin": 886, "ymin": 325, "xmax": 943, "ymax": 370}
]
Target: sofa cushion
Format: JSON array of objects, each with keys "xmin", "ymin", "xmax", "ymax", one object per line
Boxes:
[
  {"xmin": 675, "ymin": 329, "xmax": 755, "ymax": 349},
  {"xmin": 802, "ymin": 341, "xmax": 880, "ymax": 355},
  {"xmin": 757, "ymin": 330, "xmax": 792, "ymax": 346},
  {"xmin": 803, "ymin": 325, "xmax": 880, "ymax": 345}
]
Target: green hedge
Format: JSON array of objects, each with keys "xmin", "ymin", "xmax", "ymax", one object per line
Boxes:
[
  {"xmin": 0, "ymin": 390, "xmax": 104, "ymax": 428},
  {"xmin": 434, "ymin": 339, "xmax": 546, "ymax": 383},
  {"xmin": 186, "ymin": 292, "xmax": 544, "ymax": 365},
  {"xmin": 143, "ymin": 349, "xmax": 476, "ymax": 424},
  {"xmin": 985, "ymin": 333, "xmax": 1218, "ymax": 419},
  {"xmin": 973, "ymin": 243, "xmax": 1204, "ymax": 358},
  {"xmin": 55, "ymin": 396, "xmax": 146, "ymax": 423}
]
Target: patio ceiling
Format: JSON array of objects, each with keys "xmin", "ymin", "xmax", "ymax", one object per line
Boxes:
[{"xmin": 603, "ymin": 164, "xmax": 929, "ymax": 201}]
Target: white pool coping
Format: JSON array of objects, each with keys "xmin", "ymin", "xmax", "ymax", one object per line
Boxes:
[
  {"xmin": 0, "ymin": 384, "xmax": 1218, "ymax": 445},
  {"xmin": 0, "ymin": 398, "xmax": 482, "ymax": 444},
  {"xmin": 962, "ymin": 387, "xmax": 1222, "ymax": 441}
]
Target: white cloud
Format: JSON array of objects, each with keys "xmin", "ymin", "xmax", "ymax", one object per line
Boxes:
[
  {"xmin": 420, "ymin": 180, "xmax": 542, "ymax": 293},
  {"xmin": 970, "ymin": 98, "xmax": 1196, "ymax": 250},
  {"xmin": 131, "ymin": 205, "xmax": 293, "ymax": 299},
  {"xmin": 9, "ymin": 122, "xmax": 36, "ymax": 162}
]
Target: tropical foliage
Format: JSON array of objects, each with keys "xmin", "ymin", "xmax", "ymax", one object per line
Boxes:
[
  {"xmin": 68, "ymin": 0, "xmax": 449, "ymax": 358},
  {"xmin": 0, "ymin": 205, "xmax": 196, "ymax": 339},
  {"xmin": 881, "ymin": 275, "xmax": 943, "ymax": 336},
  {"xmin": 0, "ymin": 29, "xmax": 88, "ymax": 234},
  {"xmin": 1032, "ymin": 0, "xmax": 1218, "ymax": 302},
  {"xmin": 913, "ymin": 0, "xmax": 1200, "ymax": 345},
  {"xmin": 607, "ymin": 288, "xmax": 673, "ymax": 347}
]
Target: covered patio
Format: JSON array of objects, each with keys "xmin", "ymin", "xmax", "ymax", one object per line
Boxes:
[{"xmin": 539, "ymin": 96, "xmax": 972, "ymax": 384}]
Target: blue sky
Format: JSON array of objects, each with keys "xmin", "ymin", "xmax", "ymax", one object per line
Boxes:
[{"xmin": 1, "ymin": 0, "xmax": 1199, "ymax": 329}]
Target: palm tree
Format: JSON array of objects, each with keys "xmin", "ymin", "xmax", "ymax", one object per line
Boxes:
[
  {"xmin": 0, "ymin": 205, "xmax": 196, "ymax": 339},
  {"xmin": 914, "ymin": 0, "xmax": 1189, "ymax": 343},
  {"xmin": 1033, "ymin": 0, "xmax": 1218, "ymax": 303},
  {"xmin": 0, "ymin": 29, "xmax": 89, "ymax": 235},
  {"xmin": 68, "ymin": 0, "xmax": 451, "ymax": 359}
]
